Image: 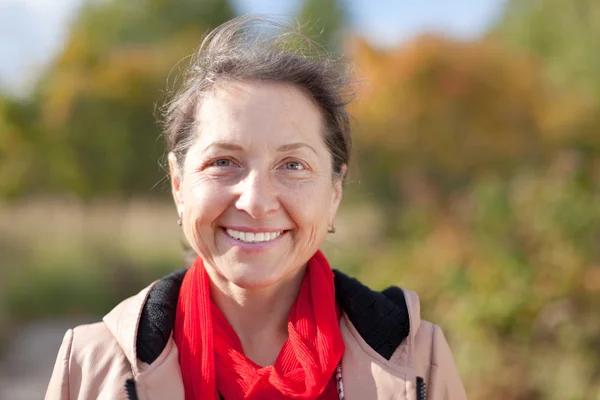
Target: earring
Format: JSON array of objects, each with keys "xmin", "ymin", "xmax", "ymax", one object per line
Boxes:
[
  {"xmin": 328, "ymin": 225, "xmax": 336, "ymax": 234},
  {"xmin": 177, "ymin": 214, "xmax": 182, "ymax": 226}
]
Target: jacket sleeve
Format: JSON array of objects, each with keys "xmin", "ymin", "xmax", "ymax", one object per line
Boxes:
[
  {"xmin": 45, "ymin": 329, "xmax": 73, "ymax": 400},
  {"xmin": 428, "ymin": 325, "xmax": 467, "ymax": 400}
]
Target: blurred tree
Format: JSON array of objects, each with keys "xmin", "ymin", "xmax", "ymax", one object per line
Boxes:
[
  {"xmin": 346, "ymin": 164, "xmax": 600, "ymax": 399},
  {"xmin": 494, "ymin": 0, "xmax": 600, "ymax": 103},
  {"xmin": 0, "ymin": 94, "xmax": 42, "ymax": 198},
  {"xmin": 296, "ymin": 0, "xmax": 348, "ymax": 54},
  {"xmin": 349, "ymin": 36, "xmax": 595, "ymax": 234},
  {"xmin": 492, "ymin": 0, "xmax": 600, "ymax": 204},
  {"xmin": 21, "ymin": 0, "xmax": 235, "ymax": 198}
]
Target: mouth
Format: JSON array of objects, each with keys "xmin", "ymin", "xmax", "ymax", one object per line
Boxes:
[{"xmin": 223, "ymin": 228, "xmax": 288, "ymax": 244}]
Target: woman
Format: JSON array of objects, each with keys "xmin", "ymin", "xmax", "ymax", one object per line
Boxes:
[{"xmin": 46, "ymin": 16, "xmax": 466, "ymax": 400}]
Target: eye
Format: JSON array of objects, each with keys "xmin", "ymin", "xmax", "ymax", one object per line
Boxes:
[
  {"xmin": 282, "ymin": 161, "xmax": 304, "ymax": 171},
  {"xmin": 212, "ymin": 159, "xmax": 233, "ymax": 168}
]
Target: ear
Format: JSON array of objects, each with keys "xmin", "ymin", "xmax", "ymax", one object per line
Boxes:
[
  {"xmin": 329, "ymin": 163, "xmax": 347, "ymax": 222},
  {"xmin": 168, "ymin": 152, "xmax": 184, "ymax": 216}
]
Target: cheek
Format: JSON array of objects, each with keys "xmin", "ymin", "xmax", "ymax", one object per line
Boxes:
[
  {"xmin": 183, "ymin": 181, "xmax": 231, "ymax": 234},
  {"xmin": 282, "ymin": 181, "xmax": 334, "ymax": 228}
]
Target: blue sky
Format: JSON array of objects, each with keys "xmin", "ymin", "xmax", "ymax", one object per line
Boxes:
[
  {"xmin": 233, "ymin": 0, "xmax": 507, "ymax": 46},
  {"xmin": 0, "ymin": 0, "xmax": 506, "ymax": 94}
]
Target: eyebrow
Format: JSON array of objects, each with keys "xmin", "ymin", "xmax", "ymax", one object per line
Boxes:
[
  {"xmin": 277, "ymin": 142, "xmax": 317, "ymax": 155},
  {"xmin": 203, "ymin": 141, "xmax": 317, "ymax": 155},
  {"xmin": 202, "ymin": 142, "xmax": 245, "ymax": 153}
]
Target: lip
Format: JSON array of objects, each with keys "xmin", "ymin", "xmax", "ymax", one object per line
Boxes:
[{"xmin": 220, "ymin": 227, "xmax": 288, "ymax": 252}]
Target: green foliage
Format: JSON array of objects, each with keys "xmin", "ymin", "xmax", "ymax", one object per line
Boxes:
[
  {"xmin": 3, "ymin": 254, "xmax": 178, "ymax": 320},
  {"xmin": 350, "ymin": 35, "xmax": 599, "ymax": 235},
  {"xmin": 1, "ymin": 1, "xmax": 600, "ymax": 398},
  {"xmin": 297, "ymin": 0, "xmax": 347, "ymax": 54},
  {"xmin": 494, "ymin": 0, "xmax": 600, "ymax": 103},
  {"xmin": 0, "ymin": 0, "xmax": 234, "ymax": 199},
  {"xmin": 0, "ymin": 198, "xmax": 183, "ymax": 320},
  {"xmin": 68, "ymin": 0, "xmax": 235, "ymax": 53},
  {"xmin": 340, "ymin": 7, "xmax": 600, "ymax": 394},
  {"xmin": 339, "ymin": 164, "xmax": 600, "ymax": 399}
]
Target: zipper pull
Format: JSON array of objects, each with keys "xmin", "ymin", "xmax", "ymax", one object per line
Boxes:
[
  {"xmin": 416, "ymin": 376, "xmax": 427, "ymax": 400},
  {"xmin": 125, "ymin": 378, "xmax": 139, "ymax": 400}
]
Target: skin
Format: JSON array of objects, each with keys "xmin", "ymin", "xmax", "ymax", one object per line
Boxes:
[{"xmin": 169, "ymin": 79, "xmax": 346, "ymax": 366}]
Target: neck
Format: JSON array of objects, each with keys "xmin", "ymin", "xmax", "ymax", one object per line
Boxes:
[{"xmin": 206, "ymin": 264, "xmax": 307, "ymax": 366}]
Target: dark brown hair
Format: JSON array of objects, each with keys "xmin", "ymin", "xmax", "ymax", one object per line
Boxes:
[{"xmin": 159, "ymin": 15, "xmax": 353, "ymax": 180}]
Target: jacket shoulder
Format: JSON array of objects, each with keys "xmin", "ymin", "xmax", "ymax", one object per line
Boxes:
[
  {"xmin": 412, "ymin": 318, "xmax": 467, "ymax": 399},
  {"xmin": 46, "ymin": 322, "xmax": 133, "ymax": 399},
  {"xmin": 336, "ymin": 277, "xmax": 467, "ymax": 399},
  {"xmin": 70, "ymin": 321, "xmax": 126, "ymax": 361}
]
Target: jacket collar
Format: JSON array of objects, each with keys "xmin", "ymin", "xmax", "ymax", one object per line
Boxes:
[
  {"xmin": 103, "ymin": 281, "xmax": 157, "ymax": 374},
  {"xmin": 103, "ymin": 267, "xmax": 416, "ymax": 371}
]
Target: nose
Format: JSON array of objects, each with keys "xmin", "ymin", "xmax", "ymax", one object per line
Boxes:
[{"xmin": 234, "ymin": 170, "xmax": 280, "ymax": 219}]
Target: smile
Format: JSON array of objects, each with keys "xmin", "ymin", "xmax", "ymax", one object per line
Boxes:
[{"xmin": 225, "ymin": 228, "xmax": 284, "ymax": 243}]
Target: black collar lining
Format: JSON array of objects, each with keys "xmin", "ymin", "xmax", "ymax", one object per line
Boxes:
[{"xmin": 136, "ymin": 268, "xmax": 410, "ymax": 364}]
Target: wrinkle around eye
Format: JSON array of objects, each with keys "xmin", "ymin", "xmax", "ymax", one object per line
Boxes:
[{"xmin": 189, "ymin": 160, "xmax": 243, "ymax": 184}]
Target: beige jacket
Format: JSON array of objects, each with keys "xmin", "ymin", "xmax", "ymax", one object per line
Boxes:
[{"xmin": 46, "ymin": 279, "xmax": 466, "ymax": 400}]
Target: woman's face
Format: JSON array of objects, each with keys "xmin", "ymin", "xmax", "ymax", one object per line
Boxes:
[{"xmin": 169, "ymin": 80, "xmax": 344, "ymax": 289}]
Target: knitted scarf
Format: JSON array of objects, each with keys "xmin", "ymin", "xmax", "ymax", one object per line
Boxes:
[{"xmin": 174, "ymin": 250, "xmax": 344, "ymax": 400}]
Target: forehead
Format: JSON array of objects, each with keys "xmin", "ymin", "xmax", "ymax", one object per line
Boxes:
[{"xmin": 194, "ymin": 79, "xmax": 324, "ymax": 148}]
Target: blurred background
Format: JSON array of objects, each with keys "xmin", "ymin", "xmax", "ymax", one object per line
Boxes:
[{"xmin": 1, "ymin": 0, "xmax": 599, "ymax": 398}]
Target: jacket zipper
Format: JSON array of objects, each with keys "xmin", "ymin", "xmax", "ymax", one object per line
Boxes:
[
  {"xmin": 416, "ymin": 376, "xmax": 427, "ymax": 400},
  {"xmin": 125, "ymin": 379, "xmax": 139, "ymax": 400}
]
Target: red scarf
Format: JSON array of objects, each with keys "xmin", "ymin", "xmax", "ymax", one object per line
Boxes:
[{"xmin": 174, "ymin": 250, "xmax": 344, "ymax": 400}]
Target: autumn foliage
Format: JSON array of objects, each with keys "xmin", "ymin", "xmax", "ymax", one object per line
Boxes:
[
  {"xmin": 350, "ymin": 36, "xmax": 597, "ymax": 204},
  {"xmin": 344, "ymin": 34, "xmax": 600, "ymax": 398},
  {"xmin": 1, "ymin": 1, "xmax": 600, "ymax": 398}
]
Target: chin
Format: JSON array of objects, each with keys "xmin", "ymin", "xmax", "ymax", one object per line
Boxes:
[
  {"xmin": 221, "ymin": 262, "xmax": 294, "ymax": 290},
  {"xmin": 226, "ymin": 272, "xmax": 281, "ymax": 290}
]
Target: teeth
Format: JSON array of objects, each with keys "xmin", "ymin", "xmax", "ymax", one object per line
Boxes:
[{"xmin": 226, "ymin": 229, "xmax": 282, "ymax": 243}]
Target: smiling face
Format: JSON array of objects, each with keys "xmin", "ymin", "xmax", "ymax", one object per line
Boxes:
[{"xmin": 169, "ymin": 80, "xmax": 345, "ymax": 289}]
